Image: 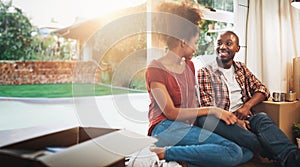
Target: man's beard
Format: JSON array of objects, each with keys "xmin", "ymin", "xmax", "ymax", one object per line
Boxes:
[
  {"xmin": 216, "ymin": 50, "xmax": 234, "ymax": 68},
  {"xmin": 216, "ymin": 55, "xmax": 234, "ymax": 64}
]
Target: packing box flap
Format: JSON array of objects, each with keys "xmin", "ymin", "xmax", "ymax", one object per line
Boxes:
[
  {"xmin": 39, "ymin": 129, "xmax": 157, "ymax": 167},
  {"xmin": 0, "ymin": 125, "xmax": 157, "ymax": 167},
  {"xmin": 0, "ymin": 123, "xmax": 79, "ymax": 148}
]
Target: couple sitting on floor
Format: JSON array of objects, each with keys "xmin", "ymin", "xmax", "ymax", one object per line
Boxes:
[{"xmin": 145, "ymin": 2, "xmax": 300, "ymax": 167}]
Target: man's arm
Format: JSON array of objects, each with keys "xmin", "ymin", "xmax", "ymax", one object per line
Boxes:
[
  {"xmin": 235, "ymin": 92, "xmax": 266, "ymax": 119},
  {"xmin": 236, "ymin": 63, "xmax": 270, "ymax": 119}
]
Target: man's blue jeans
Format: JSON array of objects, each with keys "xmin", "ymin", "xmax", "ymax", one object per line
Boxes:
[
  {"xmin": 197, "ymin": 112, "xmax": 298, "ymax": 166},
  {"xmin": 151, "ymin": 120, "xmax": 253, "ymax": 167}
]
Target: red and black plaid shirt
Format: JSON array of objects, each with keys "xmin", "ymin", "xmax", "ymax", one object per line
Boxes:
[{"xmin": 197, "ymin": 61, "xmax": 270, "ymax": 111}]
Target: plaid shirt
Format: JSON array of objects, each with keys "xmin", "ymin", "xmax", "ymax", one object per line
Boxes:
[{"xmin": 197, "ymin": 60, "xmax": 270, "ymax": 111}]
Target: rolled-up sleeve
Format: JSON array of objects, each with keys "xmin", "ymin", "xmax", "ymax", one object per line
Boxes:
[{"xmin": 244, "ymin": 65, "xmax": 270, "ymax": 100}]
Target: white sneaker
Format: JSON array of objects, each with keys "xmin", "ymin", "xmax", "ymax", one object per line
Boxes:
[
  {"xmin": 159, "ymin": 160, "xmax": 182, "ymax": 167},
  {"xmin": 127, "ymin": 146, "xmax": 160, "ymax": 167}
]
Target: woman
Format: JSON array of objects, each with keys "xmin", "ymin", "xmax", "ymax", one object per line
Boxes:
[{"xmin": 145, "ymin": 2, "xmax": 253, "ymax": 167}]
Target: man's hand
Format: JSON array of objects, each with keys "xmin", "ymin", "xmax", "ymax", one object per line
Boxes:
[
  {"xmin": 235, "ymin": 92, "xmax": 266, "ymax": 119},
  {"xmin": 235, "ymin": 105, "xmax": 251, "ymax": 119}
]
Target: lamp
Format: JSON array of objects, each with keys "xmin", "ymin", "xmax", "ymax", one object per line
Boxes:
[{"xmin": 292, "ymin": 0, "xmax": 300, "ymax": 9}]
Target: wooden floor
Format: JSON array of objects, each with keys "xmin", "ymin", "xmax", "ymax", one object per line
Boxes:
[{"xmin": 237, "ymin": 156, "xmax": 279, "ymax": 167}]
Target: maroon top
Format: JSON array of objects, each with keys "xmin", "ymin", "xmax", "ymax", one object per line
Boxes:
[{"xmin": 145, "ymin": 59, "xmax": 197, "ymax": 135}]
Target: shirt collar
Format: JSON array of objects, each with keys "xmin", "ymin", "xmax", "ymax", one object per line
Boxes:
[{"xmin": 207, "ymin": 58, "xmax": 242, "ymax": 74}]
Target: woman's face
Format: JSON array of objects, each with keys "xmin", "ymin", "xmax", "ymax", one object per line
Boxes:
[{"xmin": 184, "ymin": 33, "xmax": 199, "ymax": 60}]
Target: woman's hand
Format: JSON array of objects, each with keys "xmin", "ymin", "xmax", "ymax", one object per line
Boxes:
[{"xmin": 211, "ymin": 107, "xmax": 238, "ymax": 125}]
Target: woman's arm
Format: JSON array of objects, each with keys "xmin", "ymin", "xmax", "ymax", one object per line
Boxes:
[{"xmin": 150, "ymin": 82, "xmax": 238, "ymax": 125}]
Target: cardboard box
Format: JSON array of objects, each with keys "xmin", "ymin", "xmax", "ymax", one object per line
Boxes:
[
  {"xmin": 0, "ymin": 125, "xmax": 157, "ymax": 167},
  {"xmin": 252, "ymin": 100, "xmax": 300, "ymax": 143}
]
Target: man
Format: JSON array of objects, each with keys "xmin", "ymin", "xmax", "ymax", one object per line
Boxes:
[{"xmin": 196, "ymin": 31, "xmax": 300, "ymax": 167}]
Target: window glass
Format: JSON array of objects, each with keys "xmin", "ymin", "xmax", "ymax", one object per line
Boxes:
[
  {"xmin": 196, "ymin": 0, "xmax": 234, "ymax": 56},
  {"xmin": 197, "ymin": 21, "xmax": 234, "ymax": 56},
  {"xmin": 197, "ymin": 0, "xmax": 234, "ymax": 12},
  {"xmin": 166, "ymin": 0, "xmax": 235, "ymax": 56}
]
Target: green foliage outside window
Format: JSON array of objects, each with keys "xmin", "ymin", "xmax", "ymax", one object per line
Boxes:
[
  {"xmin": 0, "ymin": 0, "xmax": 36, "ymax": 60},
  {"xmin": 0, "ymin": 0, "xmax": 79, "ymax": 60},
  {"xmin": 197, "ymin": 0, "xmax": 233, "ymax": 12},
  {"xmin": 32, "ymin": 32, "xmax": 79, "ymax": 61},
  {"xmin": 170, "ymin": 0, "xmax": 234, "ymax": 56},
  {"xmin": 196, "ymin": 20, "xmax": 230, "ymax": 56}
]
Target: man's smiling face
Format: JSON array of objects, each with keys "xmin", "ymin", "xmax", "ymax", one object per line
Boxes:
[{"xmin": 216, "ymin": 32, "xmax": 240, "ymax": 68}]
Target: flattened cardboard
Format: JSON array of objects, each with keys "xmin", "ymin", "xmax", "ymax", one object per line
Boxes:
[
  {"xmin": 39, "ymin": 129, "xmax": 157, "ymax": 167},
  {"xmin": 0, "ymin": 125, "xmax": 157, "ymax": 167},
  {"xmin": 0, "ymin": 124, "xmax": 79, "ymax": 148}
]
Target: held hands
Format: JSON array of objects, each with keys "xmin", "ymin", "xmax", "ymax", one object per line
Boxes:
[
  {"xmin": 234, "ymin": 105, "xmax": 251, "ymax": 120},
  {"xmin": 211, "ymin": 107, "xmax": 238, "ymax": 125},
  {"xmin": 234, "ymin": 105, "xmax": 251, "ymax": 130},
  {"xmin": 210, "ymin": 107, "xmax": 251, "ymax": 129},
  {"xmin": 211, "ymin": 107, "xmax": 250, "ymax": 129}
]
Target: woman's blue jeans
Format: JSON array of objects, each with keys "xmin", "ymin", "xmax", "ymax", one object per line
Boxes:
[
  {"xmin": 151, "ymin": 120, "xmax": 253, "ymax": 167},
  {"xmin": 197, "ymin": 112, "xmax": 298, "ymax": 166}
]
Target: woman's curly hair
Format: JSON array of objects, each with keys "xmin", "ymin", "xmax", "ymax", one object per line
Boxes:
[{"xmin": 153, "ymin": 1, "xmax": 203, "ymax": 49}]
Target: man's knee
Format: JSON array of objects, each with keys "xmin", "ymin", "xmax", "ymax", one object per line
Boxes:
[
  {"xmin": 252, "ymin": 112, "xmax": 273, "ymax": 122},
  {"xmin": 250, "ymin": 112, "xmax": 275, "ymax": 131}
]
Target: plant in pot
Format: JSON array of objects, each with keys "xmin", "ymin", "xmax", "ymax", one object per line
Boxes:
[{"xmin": 293, "ymin": 123, "xmax": 300, "ymax": 148}]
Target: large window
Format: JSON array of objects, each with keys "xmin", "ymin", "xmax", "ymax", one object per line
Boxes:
[
  {"xmin": 197, "ymin": 0, "xmax": 234, "ymax": 12},
  {"xmin": 196, "ymin": 0, "xmax": 235, "ymax": 56}
]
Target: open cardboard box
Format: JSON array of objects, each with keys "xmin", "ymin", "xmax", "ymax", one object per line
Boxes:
[{"xmin": 0, "ymin": 124, "xmax": 157, "ymax": 167}]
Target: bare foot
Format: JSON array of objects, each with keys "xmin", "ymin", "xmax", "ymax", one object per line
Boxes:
[{"xmin": 150, "ymin": 146, "xmax": 165, "ymax": 160}]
